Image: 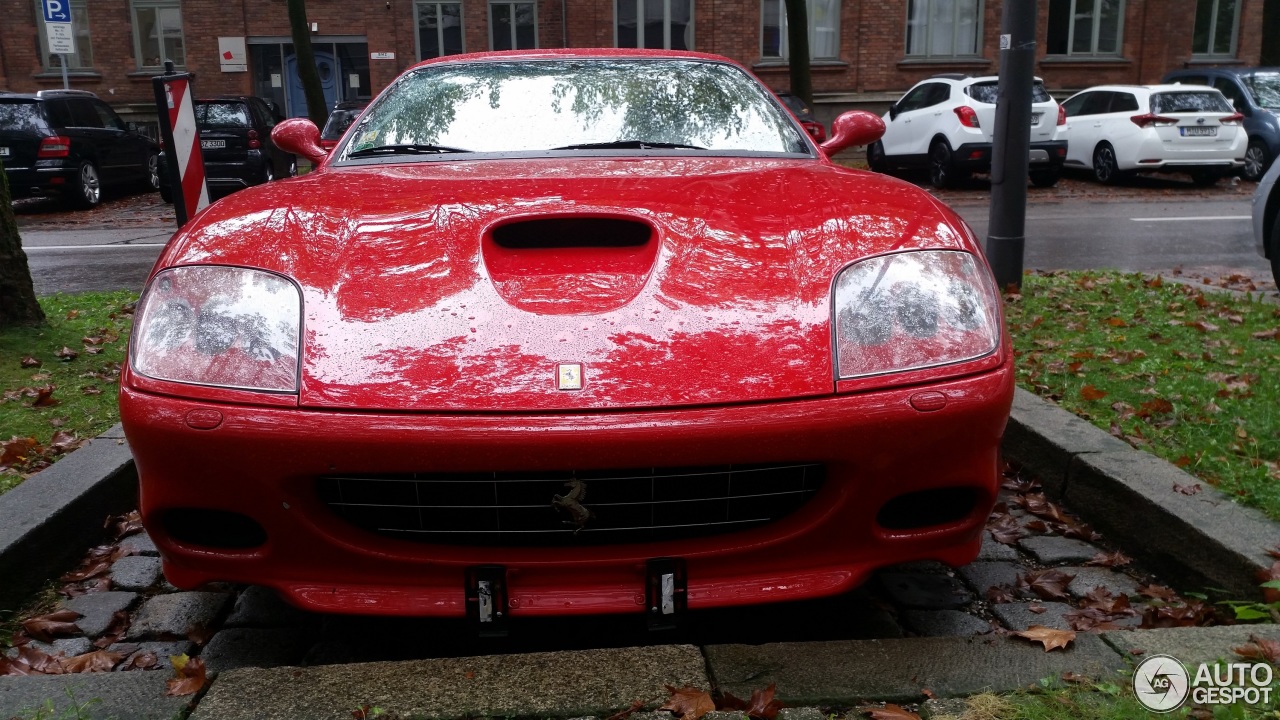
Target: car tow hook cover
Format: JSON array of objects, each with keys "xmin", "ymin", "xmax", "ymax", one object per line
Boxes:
[
  {"xmin": 465, "ymin": 565, "xmax": 509, "ymax": 637},
  {"xmin": 646, "ymin": 557, "xmax": 687, "ymax": 630}
]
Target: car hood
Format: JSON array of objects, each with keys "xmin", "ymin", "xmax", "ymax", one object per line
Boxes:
[{"xmin": 161, "ymin": 157, "xmax": 975, "ymax": 412}]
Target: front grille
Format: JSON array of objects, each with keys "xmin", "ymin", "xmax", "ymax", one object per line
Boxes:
[{"xmin": 316, "ymin": 463, "xmax": 824, "ymax": 547}]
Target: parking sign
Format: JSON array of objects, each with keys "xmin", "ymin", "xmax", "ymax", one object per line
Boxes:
[{"xmin": 42, "ymin": 0, "xmax": 69, "ymax": 23}]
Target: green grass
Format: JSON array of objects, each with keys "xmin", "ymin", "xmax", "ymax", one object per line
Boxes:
[
  {"xmin": 933, "ymin": 683, "xmax": 1280, "ymax": 719},
  {"xmin": 1004, "ymin": 271, "xmax": 1280, "ymax": 520},
  {"xmin": 0, "ymin": 291, "xmax": 136, "ymax": 495}
]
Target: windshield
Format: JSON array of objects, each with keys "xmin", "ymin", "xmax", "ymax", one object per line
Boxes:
[
  {"xmin": 0, "ymin": 101, "xmax": 46, "ymax": 132},
  {"xmin": 1242, "ymin": 73, "xmax": 1280, "ymax": 110},
  {"xmin": 322, "ymin": 109, "xmax": 363, "ymax": 140},
  {"xmin": 196, "ymin": 102, "xmax": 252, "ymax": 129},
  {"xmin": 341, "ymin": 58, "xmax": 809, "ymax": 159},
  {"xmin": 1151, "ymin": 91, "xmax": 1233, "ymax": 114}
]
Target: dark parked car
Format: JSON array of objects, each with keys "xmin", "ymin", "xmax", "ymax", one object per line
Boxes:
[
  {"xmin": 159, "ymin": 95, "xmax": 295, "ymax": 202},
  {"xmin": 1162, "ymin": 67, "xmax": 1280, "ymax": 181},
  {"xmin": 776, "ymin": 91, "xmax": 826, "ymax": 142},
  {"xmin": 0, "ymin": 89, "xmax": 159, "ymax": 208},
  {"xmin": 320, "ymin": 101, "xmax": 369, "ymax": 151}
]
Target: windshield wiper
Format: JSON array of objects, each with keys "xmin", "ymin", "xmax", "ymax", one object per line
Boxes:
[
  {"xmin": 551, "ymin": 140, "xmax": 707, "ymax": 151},
  {"xmin": 346, "ymin": 143, "xmax": 471, "ymax": 157}
]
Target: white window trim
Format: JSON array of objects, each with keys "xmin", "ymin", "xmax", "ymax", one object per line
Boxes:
[
  {"xmin": 1049, "ymin": 0, "xmax": 1125, "ymax": 57},
  {"xmin": 414, "ymin": 0, "xmax": 466, "ymax": 61},
  {"xmin": 34, "ymin": 0, "xmax": 93, "ymax": 71},
  {"xmin": 130, "ymin": 0, "xmax": 185, "ymax": 70},
  {"xmin": 488, "ymin": 0, "xmax": 538, "ymax": 50},
  {"xmin": 760, "ymin": 0, "xmax": 842, "ymax": 61},
  {"xmin": 1192, "ymin": 0, "xmax": 1240, "ymax": 57},
  {"xmin": 613, "ymin": 0, "xmax": 695, "ymax": 50},
  {"xmin": 903, "ymin": 0, "xmax": 983, "ymax": 59}
]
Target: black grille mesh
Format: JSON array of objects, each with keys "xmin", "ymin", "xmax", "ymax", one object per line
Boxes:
[{"xmin": 316, "ymin": 463, "xmax": 824, "ymax": 547}]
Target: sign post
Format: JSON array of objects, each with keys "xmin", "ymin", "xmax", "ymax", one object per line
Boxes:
[
  {"xmin": 152, "ymin": 61, "xmax": 210, "ymax": 227},
  {"xmin": 41, "ymin": 0, "xmax": 73, "ymax": 89}
]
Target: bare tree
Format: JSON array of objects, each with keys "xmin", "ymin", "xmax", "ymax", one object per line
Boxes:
[
  {"xmin": 0, "ymin": 160, "xmax": 45, "ymax": 328},
  {"xmin": 287, "ymin": 0, "xmax": 330, "ymax": 128},
  {"xmin": 784, "ymin": 0, "xmax": 812, "ymax": 104}
]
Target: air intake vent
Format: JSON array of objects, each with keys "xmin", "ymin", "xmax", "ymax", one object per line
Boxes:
[{"xmin": 317, "ymin": 463, "xmax": 824, "ymax": 547}]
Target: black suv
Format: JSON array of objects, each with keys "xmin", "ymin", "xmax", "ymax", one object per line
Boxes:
[
  {"xmin": 0, "ymin": 89, "xmax": 159, "ymax": 208},
  {"xmin": 159, "ymin": 95, "xmax": 295, "ymax": 202},
  {"xmin": 1162, "ymin": 67, "xmax": 1280, "ymax": 181}
]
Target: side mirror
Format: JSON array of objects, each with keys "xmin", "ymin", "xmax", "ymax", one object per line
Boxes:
[
  {"xmin": 819, "ymin": 111, "xmax": 886, "ymax": 157},
  {"xmin": 272, "ymin": 118, "xmax": 328, "ymax": 166},
  {"xmin": 888, "ymin": 103, "xmax": 900, "ymax": 120}
]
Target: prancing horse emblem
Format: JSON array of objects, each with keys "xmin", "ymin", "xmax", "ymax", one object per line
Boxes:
[{"xmin": 552, "ymin": 479, "xmax": 594, "ymax": 534}]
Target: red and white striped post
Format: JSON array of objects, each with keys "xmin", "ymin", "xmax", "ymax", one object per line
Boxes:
[{"xmin": 152, "ymin": 61, "xmax": 209, "ymax": 227}]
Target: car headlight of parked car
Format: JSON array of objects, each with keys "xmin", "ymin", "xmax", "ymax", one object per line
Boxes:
[
  {"xmin": 833, "ymin": 250, "xmax": 1001, "ymax": 379},
  {"xmin": 131, "ymin": 266, "xmax": 301, "ymax": 392}
]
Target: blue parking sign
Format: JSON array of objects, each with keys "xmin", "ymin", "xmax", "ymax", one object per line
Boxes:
[{"xmin": 42, "ymin": 0, "xmax": 70, "ymax": 23}]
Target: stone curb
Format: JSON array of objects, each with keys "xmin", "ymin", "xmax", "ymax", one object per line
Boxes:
[
  {"xmin": 0, "ymin": 424, "xmax": 136, "ymax": 612},
  {"xmin": 1004, "ymin": 387, "xmax": 1280, "ymax": 598}
]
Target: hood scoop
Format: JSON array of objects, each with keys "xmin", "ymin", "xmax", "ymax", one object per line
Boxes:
[{"xmin": 483, "ymin": 216, "xmax": 659, "ymax": 314}]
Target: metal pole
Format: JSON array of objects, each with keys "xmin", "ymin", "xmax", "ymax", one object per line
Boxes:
[
  {"xmin": 984, "ymin": 0, "xmax": 1038, "ymax": 290},
  {"xmin": 60, "ymin": 54, "xmax": 68, "ymax": 89}
]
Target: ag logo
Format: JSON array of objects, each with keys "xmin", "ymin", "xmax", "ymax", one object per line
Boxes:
[{"xmin": 1134, "ymin": 654, "xmax": 1190, "ymax": 712}]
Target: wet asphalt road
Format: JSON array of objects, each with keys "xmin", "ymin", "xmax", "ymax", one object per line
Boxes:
[{"xmin": 17, "ymin": 190, "xmax": 1269, "ymax": 296}]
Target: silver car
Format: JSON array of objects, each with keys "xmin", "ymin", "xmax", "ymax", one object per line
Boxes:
[{"xmin": 1252, "ymin": 153, "xmax": 1280, "ymax": 286}]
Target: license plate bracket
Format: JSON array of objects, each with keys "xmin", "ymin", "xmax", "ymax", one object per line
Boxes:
[
  {"xmin": 465, "ymin": 565, "xmax": 508, "ymax": 637},
  {"xmin": 645, "ymin": 557, "xmax": 687, "ymax": 631}
]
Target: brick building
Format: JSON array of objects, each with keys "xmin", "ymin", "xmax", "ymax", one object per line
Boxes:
[{"xmin": 0, "ymin": 0, "xmax": 1275, "ymax": 123}]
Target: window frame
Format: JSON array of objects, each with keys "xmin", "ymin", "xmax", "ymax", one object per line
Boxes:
[
  {"xmin": 1046, "ymin": 0, "xmax": 1125, "ymax": 57},
  {"xmin": 130, "ymin": 0, "xmax": 185, "ymax": 70},
  {"xmin": 414, "ymin": 0, "xmax": 466, "ymax": 61},
  {"xmin": 1191, "ymin": 0, "xmax": 1240, "ymax": 58},
  {"xmin": 760, "ymin": 0, "xmax": 842, "ymax": 62},
  {"xmin": 903, "ymin": 0, "xmax": 983, "ymax": 60},
  {"xmin": 34, "ymin": 0, "xmax": 94, "ymax": 72},
  {"xmin": 488, "ymin": 0, "xmax": 538, "ymax": 50},
  {"xmin": 614, "ymin": 0, "xmax": 695, "ymax": 50}
]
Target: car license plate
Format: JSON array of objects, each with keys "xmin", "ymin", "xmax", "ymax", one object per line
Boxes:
[
  {"xmin": 1181, "ymin": 126, "xmax": 1217, "ymax": 137},
  {"xmin": 1031, "ymin": 113, "xmax": 1043, "ymax": 124},
  {"xmin": 0, "ymin": 147, "xmax": 9, "ymax": 157},
  {"xmin": 201, "ymin": 139, "xmax": 226, "ymax": 149}
]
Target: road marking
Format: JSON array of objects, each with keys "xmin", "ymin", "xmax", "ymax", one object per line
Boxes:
[
  {"xmin": 24, "ymin": 243, "xmax": 167, "ymax": 251},
  {"xmin": 1131, "ymin": 216, "xmax": 1250, "ymax": 222}
]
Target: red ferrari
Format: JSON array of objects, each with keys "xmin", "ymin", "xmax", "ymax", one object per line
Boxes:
[{"xmin": 120, "ymin": 49, "xmax": 1013, "ymax": 628}]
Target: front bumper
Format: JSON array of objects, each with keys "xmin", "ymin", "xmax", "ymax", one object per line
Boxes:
[
  {"xmin": 952, "ymin": 140, "xmax": 1068, "ymax": 172},
  {"xmin": 120, "ymin": 365, "xmax": 1013, "ymax": 617}
]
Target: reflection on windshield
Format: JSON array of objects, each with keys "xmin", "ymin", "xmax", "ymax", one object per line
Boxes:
[
  {"xmin": 1243, "ymin": 74, "xmax": 1280, "ymax": 110},
  {"xmin": 1151, "ymin": 91, "xmax": 1233, "ymax": 114},
  {"xmin": 342, "ymin": 59, "xmax": 809, "ymax": 157}
]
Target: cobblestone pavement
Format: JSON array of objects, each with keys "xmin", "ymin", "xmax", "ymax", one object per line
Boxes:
[{"xmin": 3, "ymin": 464, "xmax": 1229, "ymax": 678}]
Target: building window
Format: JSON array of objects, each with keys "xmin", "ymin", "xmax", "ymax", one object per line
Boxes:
[
  {"xmin": 35, "ymin": 0, "xmax": 93, "ymax": 71},
  {"xmin": 1046, "ymin": 0, "xmax": 1124, "ymax": 56},
  {"xmin": 1192, "ymin": 0, "xmax": 1239, "ymax": 57},
  {"xmin": 762, "ymin": 0, "xmax": 840, "ymax": 60},
  {"xmin": 490, "ymin": 1, "xmax": 536, "ymax": 50},
  {"xmin": 904, "ymin": 0, "xmax": 980, "ymax": 58},
  {"xmin": 616, "ymin": 0, "xmax": 693, "ymax": 50},
  {"xmin": 131, "ymin": 0, "xmax": 184, "ymax": 68},
  {"xmin": 416, "ymin": 1, "xmax": 465, "ymax": 60}
]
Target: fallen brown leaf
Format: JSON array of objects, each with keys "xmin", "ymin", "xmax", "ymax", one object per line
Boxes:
[
  {"xmin": 1014, "ymin": 625, "xmax": 1076, "ymax": 652},
  {"xmin": 1019, "ymin": 569, "xmax": 1076, "ymax": 601},
  {"xmin": 660, "ymin": 685, "xmax": 716, "ymax": 720},
  {"xmin": 59, "ymin": 650, "xmax": 123, "ymax": 673},
  {"xmin": 20, "ymin": 356, "xmax": 41, "ymax": 368},
  {"xmin": 1233, "ymin": 635, "xmax": 1280, "ymax": 665},
  {"xmin": 54, "ymin": 347, "xmax": 78, "ymax": 361},
  {"xmin": 1084, "ymin": 551, "xmax": 1132, "ymax": 567},
  {"xmin": 1080, "ymin": 384, "xmax": 1108, "ymax": 401},
  {"xmin": 861, "ymin": 704, "xmax": 921, "ymax": 720},
  {"xmin": 1174, "ymin": 483, "xmax": 1202, "ymax": 496},
  {"xmin": 166, "ymin": 655, "xmax": 207, "ymax": 696},
  {"xmin": 22, "ymin": 610, "xmax": 83, "ymax": 643}
]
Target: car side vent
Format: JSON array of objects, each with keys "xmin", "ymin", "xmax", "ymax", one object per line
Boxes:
[{"xmin": 491, "ymin": 217, "xmax": 652, "ymax": 249}]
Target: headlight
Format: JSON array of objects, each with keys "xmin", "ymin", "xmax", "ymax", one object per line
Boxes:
[
  {"xmin": 132, "ymin": 266, "xmax": 301, "ymax": 392},
  {"xmin": 833, "ymin": 250, "xmax": 1000, "ymax": 380}
]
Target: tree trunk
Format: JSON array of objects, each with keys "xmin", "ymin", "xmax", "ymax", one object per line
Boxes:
[
  {"xmin": 0, "ymin": 160, "xmax": 45, "ymax": 328},
  {"xmin": 287, "ymin": 0, "xmax": 330, "ymax": 128},
  {"xmin": 784, "ymin": 0, "xmax": 812, "ymax": 105}
]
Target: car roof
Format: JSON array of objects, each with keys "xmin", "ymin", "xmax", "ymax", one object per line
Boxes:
[
  {"xmin": 1071, "ymin": 83, "xmax": 1220, "ymax": 93},
  {"xmin": 405, "ymin": 48, "xmax": 749, "ymax": 74},
  {"xmin": 0, "ymin": 89, "xmax": 98, "ymax": 101}
]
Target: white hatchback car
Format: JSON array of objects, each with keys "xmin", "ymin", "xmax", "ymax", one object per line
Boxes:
[
  {"xmin": 1060, "ymin": 84, "xmax": 1246, "ymax": 185},
  {"xmin": 868, "ymin": 74, "xmax": 1068, "ymax": 189}
]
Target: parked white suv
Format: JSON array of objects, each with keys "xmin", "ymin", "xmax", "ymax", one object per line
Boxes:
[
  {"xmin": 867, "ymin": 74, "xmax": 1068, "ymax": 189},
  {"xmin": 1060, "ymin": 84, "xmax": 1246, "ymax": 185}
]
